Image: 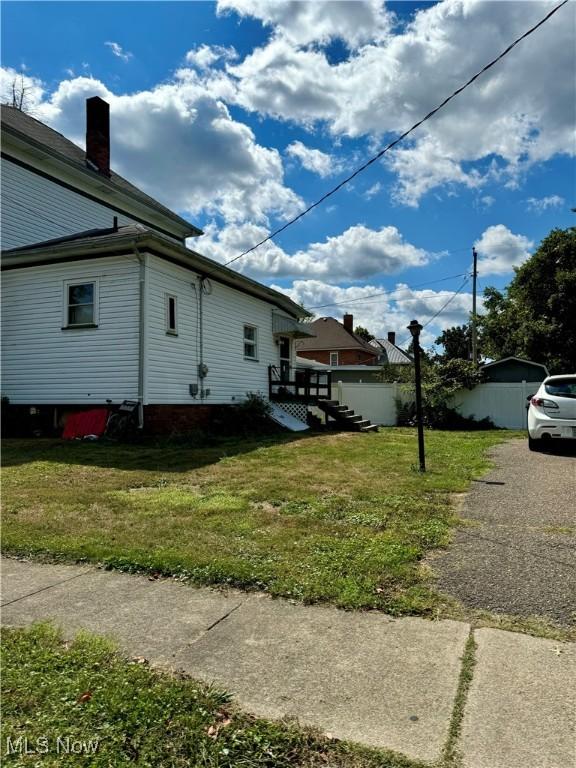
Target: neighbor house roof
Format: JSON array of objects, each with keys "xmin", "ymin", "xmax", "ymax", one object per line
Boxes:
[
  {"xmin": 1, "ymin": 224, "xmax": 311, "ymax": 320},
  {"xmin": 370, "ymin": 338, "xmax": 412, "ymax": 365},
  {"xmin": 295, "ymin": 317, "xmax": 378, "ymax": 355},
  {"xmin": 1, "ymin": 105, "xmax": 202, "ymax": 238},
  {"xmin": 481, "ymin": 356, "xmax": 549, "ymax": 374}
]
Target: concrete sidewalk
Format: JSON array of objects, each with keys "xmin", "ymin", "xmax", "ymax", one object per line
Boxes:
[{"xmin": 1, "ymin": 557, "xmax": 574, "ymax": 767}]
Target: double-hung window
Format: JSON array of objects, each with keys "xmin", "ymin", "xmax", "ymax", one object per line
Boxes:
[
  {"xmin": 64, "ymin": 280, "xmax": 98, "ymax": 327},
  {"xmin": 243, "ymin": 324, "xmax": 257, "ymax": 360},
  {"xmin": 330, "ymin": 351, "xmax": 339, "ymax": 366}
]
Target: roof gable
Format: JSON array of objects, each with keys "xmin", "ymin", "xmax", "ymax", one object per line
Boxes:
[
  {"xmin": 295, "ymin": 317, "xmax": 378, "ymax": 354},
  {"xmin": 1, "ymin": 105, "xmax": 202, "ymax": 239}
]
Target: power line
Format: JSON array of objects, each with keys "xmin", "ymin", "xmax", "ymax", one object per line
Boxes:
[
  {"xmin": 223, "ymin": 0, "xmax": 568, "ymax": 268},
  {"xmin": 396, "ymin": 276, "xmax": 471, "ymax": 347},
  {"xmin": 305, "ymin": 272, "xmax": 468, "ymax": 310}
]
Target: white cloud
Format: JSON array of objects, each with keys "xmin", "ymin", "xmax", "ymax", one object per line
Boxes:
[
  {"xmin": 217, "ymin": 0, "xmax": 392, "ymax": 49},
  {"xmin": 526, "ymin": 195, "xmax": 565, "ymax": 213},
  {"xmin": 475, "ymin": 224, "xmax": 533, "ymax": 276},
  {"xmin": 185, "ymin": 44, "xmax": 237, "ymax": 70},
  {"xmin": 15, "ymin": 72, "xmax": 302, "ymax": 226},
  {"xmin": 274, "ymin": 279, "xmax": 475, "ymax": 347},
  {"xmin": 223, "ymin": 0, "xmax": 575, "ymax": 205},
  {"xmin": 105, "ymin": 42, "xmax": 133, "ymax": 62},
  {"xmin": 364, "ymin": 182, "xmax": 382, "ymax": 200},
  {"xmin": 286, "ymin": 140, "xmax": 335, "ymax": 177},
  {"xmin": 200, "ymin": 222, "xmax": 429, "ymax": 280}
]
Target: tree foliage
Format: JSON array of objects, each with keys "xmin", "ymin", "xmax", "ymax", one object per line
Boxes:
[
  {"xmin": 480, "ymin": 227, "xmax": 576, "ymax": 373},
  {"xmin": 354, "ymin": 325, "xmax": 375, "ymax": 342},
  {"xmin": 434, "ymin": 324, "xmax": 472, "ymax": 361}
]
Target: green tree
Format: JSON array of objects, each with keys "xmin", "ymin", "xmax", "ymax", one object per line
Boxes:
[
  {"xmin": 434, "ymin": 324, "xmax": 472, "ymax": 361},
  {"xmin": 480, "ymin": 227, "xmax": 576, "ymax": 373},
  {"xmin": 354, "ymin": 325, "xmax": 375, "ymax": 342}
]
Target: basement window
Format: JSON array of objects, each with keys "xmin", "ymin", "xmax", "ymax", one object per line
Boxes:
[
  {"xmin": 165, "ymin": 294, "xmax": 178, "ymax": 335},
  {"xmin": 243, "ymin": 324, "xmax": 258, "ymax": 360},
  {"xmin": 63, "ymin": 280, "xmax": 98, "ymax": 328}
]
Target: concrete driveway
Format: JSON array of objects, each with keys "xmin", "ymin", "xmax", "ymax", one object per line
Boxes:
[{"xmin": 435, "ymin": 438, "xmax": 576, "ymax": 625}]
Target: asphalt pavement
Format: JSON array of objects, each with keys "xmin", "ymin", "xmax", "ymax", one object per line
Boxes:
[{"xmin": 435, "ymin": 439, "xmax": 576, "ymax": 624}]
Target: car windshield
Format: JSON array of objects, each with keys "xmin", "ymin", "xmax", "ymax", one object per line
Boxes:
[{"xmin": 544, "ymin": 379, "xmax": 576, "ymax": 398}]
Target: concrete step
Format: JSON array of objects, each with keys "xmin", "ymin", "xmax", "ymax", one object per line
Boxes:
[{"xmin": 360, "ymin": 424, "xmax": 379, "ymax": 433}]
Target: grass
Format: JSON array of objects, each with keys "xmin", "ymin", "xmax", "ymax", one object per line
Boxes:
[
  {"xmin": 1, "ymin": 429, "xmax": 516, "ymax": 615},
  {"xmin": 441, "ymin": 631, "xmax": 477, "ymax": 768},
  {"xmin": 1, "ymin": 623, "xmax": 423, "ymax": 768}
]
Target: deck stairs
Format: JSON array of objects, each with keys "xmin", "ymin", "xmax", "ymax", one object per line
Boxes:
[{"xmin": 317, "ymin": 399, "xmax": 379, "ymax": 433}]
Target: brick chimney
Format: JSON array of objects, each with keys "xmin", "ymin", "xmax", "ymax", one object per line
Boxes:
[
  {"xmin": 387, "ymin": 331, "xmax": 396, "ymax": 345},
  {"xmin": 343, "ymin": 313, "xmax": 353, "ymax": 332},
  {"xmin": 86, "ymin": 97, "xmax": 110, "ymax": 176}
]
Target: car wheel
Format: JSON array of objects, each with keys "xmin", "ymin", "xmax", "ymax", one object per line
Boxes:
[{"xmin": 528, "ymin": 436, "xmax": 540, "ymax": 452}]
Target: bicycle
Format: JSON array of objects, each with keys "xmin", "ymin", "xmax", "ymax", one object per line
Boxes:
[{"xmin": 105, "ymin": 400, "xmax": 140, "ymax": 441}]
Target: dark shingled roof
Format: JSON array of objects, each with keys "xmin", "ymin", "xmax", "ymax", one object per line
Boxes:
[
  {"xmin": 1, "ymin": 105, "xmax": 202, "ymax": 236},
  {"xmin": 295, "ymin": 317, "xmax": 379, "ymax": 355},
  {"xmin": 2, "ymin": 223, "xmax": 152, "ymax": 254}
]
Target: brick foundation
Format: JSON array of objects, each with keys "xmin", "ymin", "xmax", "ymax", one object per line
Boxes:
[{"xmin": 143, "ymin": 404, "xmax": 218, "ymax": 435}]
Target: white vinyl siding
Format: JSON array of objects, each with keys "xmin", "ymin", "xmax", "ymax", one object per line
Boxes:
[
  {"xmin": 145, "ymin": 255, "xmax": 294, "ymax": 405},
  {"xmin": 201, "ymin": 280, "xmax": 287, "ymax": 404},
  {"xmin": 145, "ymin": 257, "xmax": 199, "ymax": 404},
  {"xmin": 1, "ymin": 256, "xmax": 140, "ymax": 404},
  {"xmin": 0, "ymin": 159, "xmax": 142, "ymax": 250}
]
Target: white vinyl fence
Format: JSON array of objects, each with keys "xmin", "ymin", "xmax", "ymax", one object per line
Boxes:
[{"xmin": 331, "ymin": 380, "xmax": 542, "ymax": 429}]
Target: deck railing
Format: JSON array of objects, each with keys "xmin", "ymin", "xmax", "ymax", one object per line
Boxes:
[{"xmin": 268, "ymin": 365, "xmax": 332, "ymax": 403}]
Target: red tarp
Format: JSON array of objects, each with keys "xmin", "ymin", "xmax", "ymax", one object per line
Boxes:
[{"xmin": 62, "ymin": 408, "xmax": 109, "ymax": 440}]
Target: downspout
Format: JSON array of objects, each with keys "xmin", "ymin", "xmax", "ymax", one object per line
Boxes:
[
  {"xmin": 198, "ymin": 276, "xmax": 204, "ymax": 393},
  {"xmin": 135, "ymin": 248, "xmax": 146, "ymax": 429}
]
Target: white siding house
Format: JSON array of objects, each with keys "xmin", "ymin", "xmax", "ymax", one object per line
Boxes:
[{"xmin": 1, "ymin": 99, "xmax": 313, "ymax": 433}]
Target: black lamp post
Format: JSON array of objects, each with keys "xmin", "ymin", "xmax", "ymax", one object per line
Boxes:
[{"xmin": 407, "ymin": 319, "xmax": 426, "ymax": 472}]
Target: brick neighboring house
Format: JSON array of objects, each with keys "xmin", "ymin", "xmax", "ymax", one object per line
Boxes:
[{"xmin": 295, "ymin": 314, "xmax": 380, "ymax": 366}]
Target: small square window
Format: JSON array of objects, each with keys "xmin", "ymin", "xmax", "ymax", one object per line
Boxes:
[
  {"xmin": 330, "ymin": 352, "xmax": 339, "ymax": 366},
  {"xmin": 64, "ymin": 281, "xmax": 97, "ymax": 327},
  {"xmin": 165, "ymin": 294, "xmax": 178, "ymax": 335},
  {"xmin": 243, "ymin": 324, "xmax": 257, "ymax": 359}
]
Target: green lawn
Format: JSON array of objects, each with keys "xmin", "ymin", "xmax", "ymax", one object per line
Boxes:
[
  {"xmin": 1, "ymin": 623, "xmax": 421, "ymax": 768},
  {"xmin": 1, "ymin": 429, "xmax": 515, "ymax": 615}
]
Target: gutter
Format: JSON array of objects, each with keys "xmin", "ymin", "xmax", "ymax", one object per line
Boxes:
[{"xmin": 2, "ymin": 230, "xmax": 310, "ymax": 319}]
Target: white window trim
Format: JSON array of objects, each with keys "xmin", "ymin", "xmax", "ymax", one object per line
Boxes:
[
  {"xmin": 62, "ymin": 278, "xmax": 99, "ymax": 329},
  {"xmin": 165, "ymin": 293, "xmax": 178, "ymax": 336},
  {"xmin": 243, "ymin": 324, "xmax": 258, "ymax": 360},
  {"xmin": 330, "ymin": 351, "xmax": 339, "ymax": 366}
]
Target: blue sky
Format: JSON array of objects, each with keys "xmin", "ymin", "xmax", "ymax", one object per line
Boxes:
[{"xmin": 2, "ymin": 1, "xmax": 574, "ymax": 345}]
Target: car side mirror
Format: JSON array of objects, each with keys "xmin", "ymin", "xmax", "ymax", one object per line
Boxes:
[{"xmin": 526, "ymin": 395, "xmax": 534, "ymax": 401}]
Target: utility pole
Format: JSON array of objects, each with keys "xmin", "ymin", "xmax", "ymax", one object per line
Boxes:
[{"xmin": 471, "ymin": 246, "xmax": 478, "ymax": 366}]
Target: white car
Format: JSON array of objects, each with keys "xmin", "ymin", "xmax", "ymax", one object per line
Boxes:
[{"xmin": 527, "ymin": 374, "xmax": 576, "ymax": 450}]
